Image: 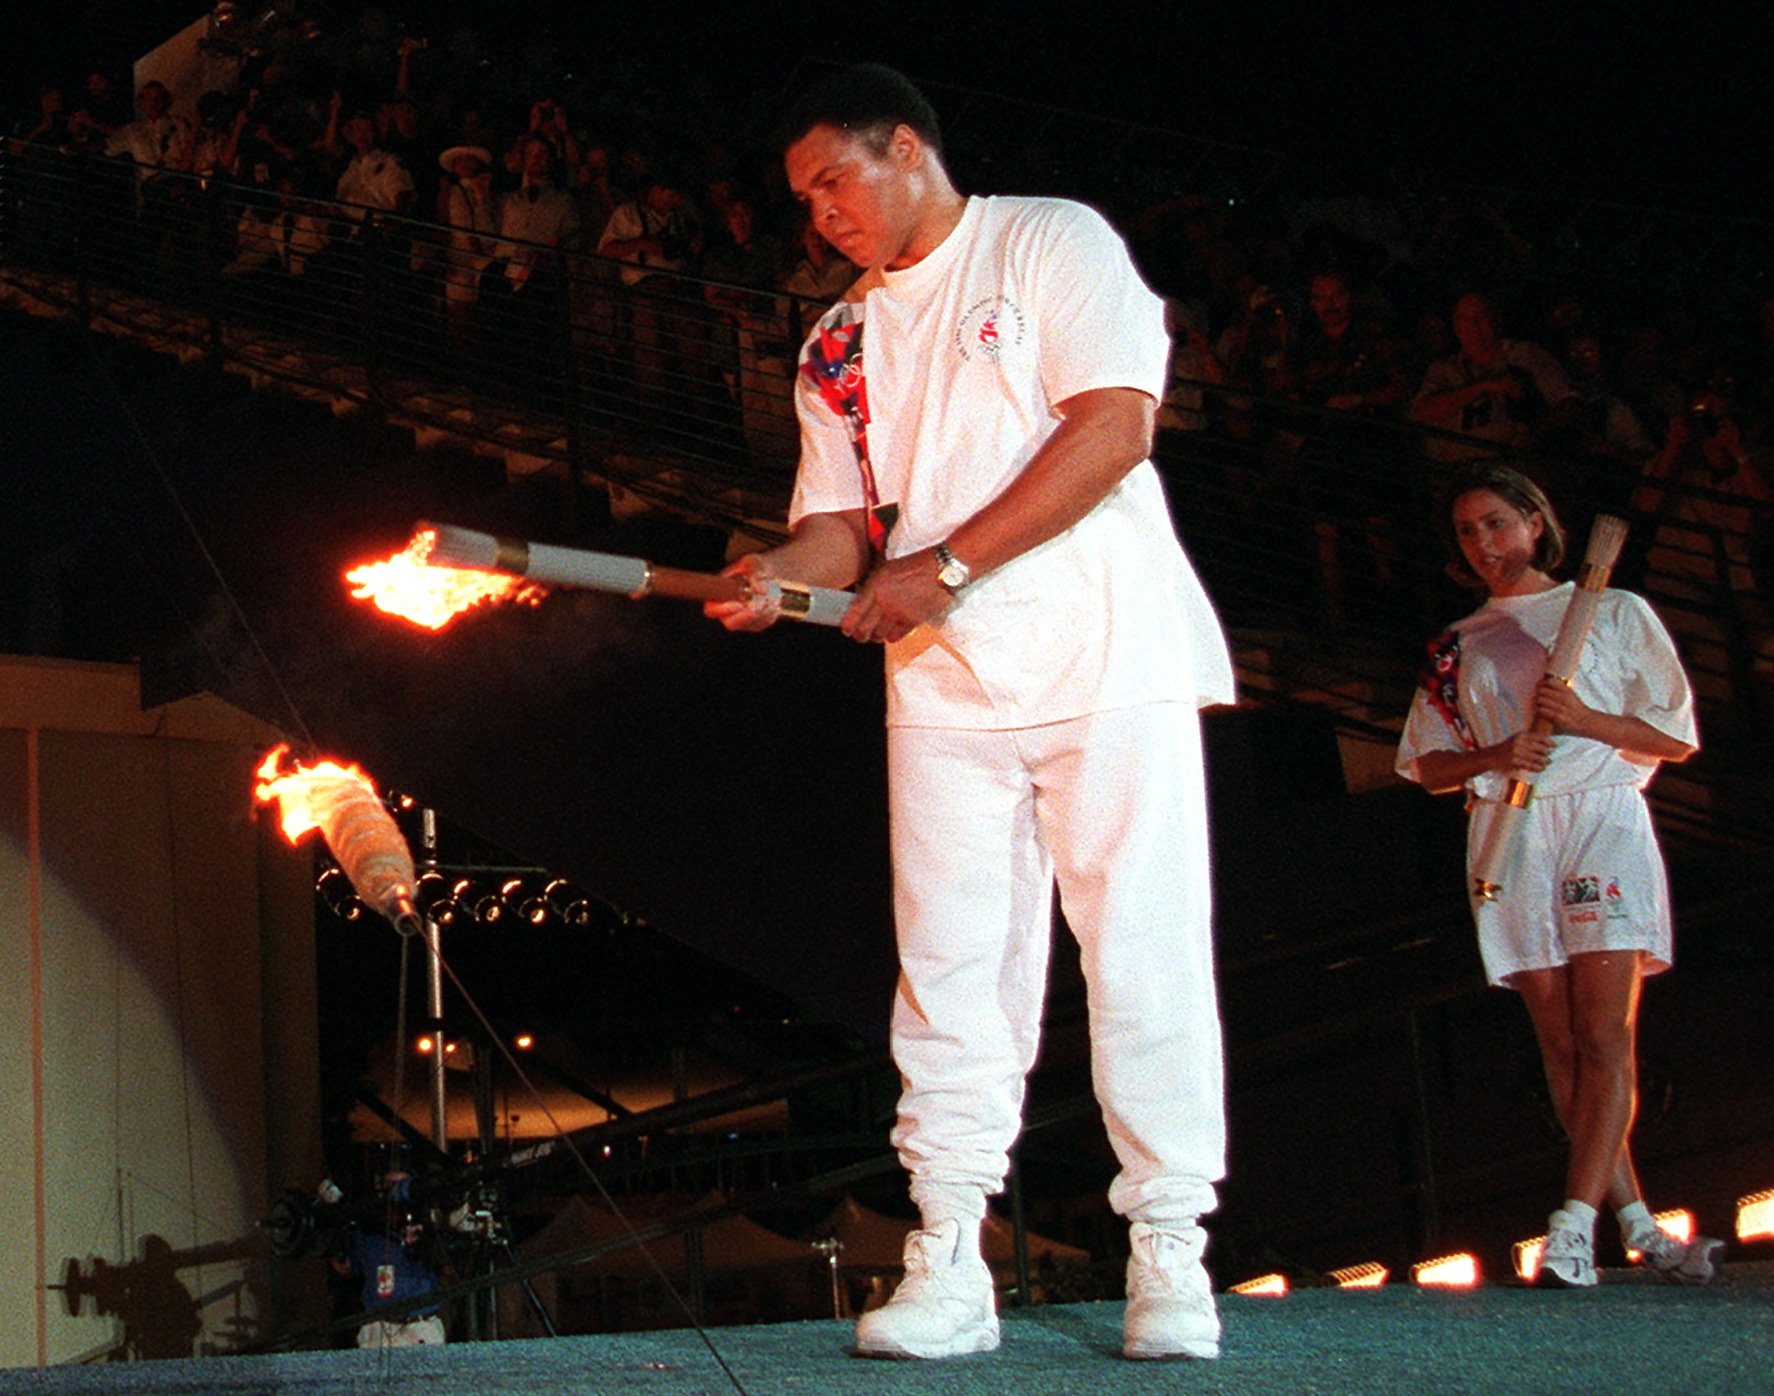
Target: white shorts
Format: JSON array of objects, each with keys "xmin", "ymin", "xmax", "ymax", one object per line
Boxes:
[
  {"xmin": 1468, "ymin": 783, "xmax": 1673, "ymax": 987},
  {"xmin": 357, "ymin": 1314, "xmax": 445, "ymax": 1349}
]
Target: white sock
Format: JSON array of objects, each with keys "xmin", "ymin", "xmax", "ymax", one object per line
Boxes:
[
  {"xmin": 1558, "ymin": 1199, "xmax": 1599, "ymax": 1235},
  {"xmin": 1616, "ymin": 1200, "xmax": 1655, "ymax": 1240}
]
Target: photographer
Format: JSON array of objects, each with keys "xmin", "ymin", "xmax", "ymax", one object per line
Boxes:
[
  {"xmin": 598, "ymin": 172, "xmax": 707, "ymax": 411},
  {"xmin": 505, "ymin": 96, "xmax": 579, "ymax": 181},
  {"xmin": 1411, "ymin": 292, "xmax": 1580, "ymax": 474},
  {"xmin": 330, "ymin": 1171, "xmax": 447, "ymax": 1349},
  {"xmin": 1631, "ymin": 377, "xmax": 1774, "ymax": 720}
]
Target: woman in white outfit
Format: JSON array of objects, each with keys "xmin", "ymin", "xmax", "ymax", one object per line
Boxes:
[{"xmin": 1396, "ymin": 464, "xmax": 1722, "ymax": 1287}]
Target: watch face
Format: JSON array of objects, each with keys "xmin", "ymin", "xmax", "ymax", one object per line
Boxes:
[{"xmin": 938, "ymin": 559, "xmax": 968, "ymax": 589}]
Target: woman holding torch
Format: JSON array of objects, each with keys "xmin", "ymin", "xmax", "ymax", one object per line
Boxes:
[{"xmin": 1395, "ymin": 464, "xmax": 1720, "ymax": 1286}]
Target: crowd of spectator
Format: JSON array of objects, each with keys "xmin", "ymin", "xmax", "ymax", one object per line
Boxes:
[
  {"xmin": 1131, "ymin": 188, "xmax": 1771, "ymax": 714},
  {"xmin": 5, "ymin": 9, "xmax": 1770, "ymax": 715}
]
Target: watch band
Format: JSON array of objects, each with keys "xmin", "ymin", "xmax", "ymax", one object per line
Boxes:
[{"xmin": 934, "ymin": 542, "xmax": 971, "ymax": 591}]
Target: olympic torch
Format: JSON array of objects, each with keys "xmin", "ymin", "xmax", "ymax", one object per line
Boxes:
[
  {"xmin": 420, "ymin": 520, "xmax": 854, "ymax": 624},
  {"xmin": 1469, "ymin": 513, "xmax": 1630, "ymax": 901},
  {"xmin": 345, "ymin": 523, "xmax": 854, "ymax": 631}
]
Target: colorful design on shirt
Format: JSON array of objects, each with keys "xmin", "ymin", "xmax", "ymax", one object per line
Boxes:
[
  {"xmin": 955, "ymin": 295, "xmax": 1027, "ymax": 361},
  {"xmin": 800, "ymin": 310, "xmax": 886, "ymax": 555},
  {"xmin": 1418, "ymin": 630, "xmax": 1475, "ymax": 749},
  {"xmin": 1561, "ymin": 875, "xmax": 1601, "ymax": 906}
]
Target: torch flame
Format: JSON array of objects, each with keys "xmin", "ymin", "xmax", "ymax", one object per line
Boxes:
[
  {"xmin": 345, "ymin": 528, "xmax": 544, "ymax": 631},
  {"xmin": 254, "ymin": 744, "xmax": 377, "ymax": 845},
  {"xmin": 254, "ymin": 744, "xmax": 421, "ymax": 933}
]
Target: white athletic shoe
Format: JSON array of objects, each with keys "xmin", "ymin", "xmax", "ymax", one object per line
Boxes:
[
  {"xmin": 1122, "ymin": 1222, "xmax": 1221, "ymax": 1360},
  {"xmin": 852, "ymin": 1218, "xmax": 999, "ymax": 1360},
  {"xmin": 1628, "ymin": 1225, "xmax": 1726, "ymax": 1286},
  {"xmin": 1536, "ymin": 1209, "xmax": 1598, "ymax": 1287}
]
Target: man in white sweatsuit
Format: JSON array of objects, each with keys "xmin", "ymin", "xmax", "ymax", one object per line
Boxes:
[{"xmin": 705, "ymin": 63, "xmax": 1233, "ymax": 1362}]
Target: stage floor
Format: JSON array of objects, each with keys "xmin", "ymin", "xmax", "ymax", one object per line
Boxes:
[{"xmin": 2, "ymin": 1266, "xmax": 1771, "ymax": 1396}]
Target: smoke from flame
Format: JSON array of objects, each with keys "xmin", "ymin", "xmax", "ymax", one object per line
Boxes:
[
  {"xmin": 254, "ymin": 744, "xmax": 420, "ymax": 932},
  {"xmin": 345, "ymin": 528, "xmax": 544, "ymax": 631}
]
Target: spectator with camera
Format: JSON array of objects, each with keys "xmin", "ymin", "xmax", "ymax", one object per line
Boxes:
[
  {"xmin": 1631, "ymin": 375, "xmax": 1774, "ymax": 721},
  {"xmin": 66, "ymin": 70, "xmax": 130, "ymax": 153},
  {"xmin": 598, "ymin": 170, "xmax": 707, "ymax": 410},
  {"xmin": 505, "ymin": 97, "xmax": 579, "ymax": 183},
  {"xmin": 493, "ymin": 134, "xmax": 579, "ymax": 295},
  {"xmin": 1296, "ymin": 270, "xmax": 1414, "ymax": 624},
  {"xmin": 189, "ymin": 91, "xmax": 247, "ymax": 183},
  {"xmin": 1561, "ymin": 328, "xmax": 1657, "ymax": 524},
  {"xmin": 1411, "ymin": 291, "xmax": 1579, "ymax": 476},
  {"xmin": 103, "ymin": 81, "xmax": 193, "ymax": 183},
  {"xmin": 11, "ymin": 84, "xmax": 72, "ymax": 154},
  {"xmin": 328, "ymin": 100, "xmax": 416, "ymax": 218}
]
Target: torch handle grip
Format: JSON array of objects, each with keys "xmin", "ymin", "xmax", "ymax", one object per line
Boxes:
[{"xmin": 756, "ymin": 578, "xmax": 854, "ymax": 627}]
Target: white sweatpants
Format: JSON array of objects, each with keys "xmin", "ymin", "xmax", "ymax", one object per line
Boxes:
[{"xmin": 885, "ymin": 702, "xmax": 1225, "ymax": 1224}]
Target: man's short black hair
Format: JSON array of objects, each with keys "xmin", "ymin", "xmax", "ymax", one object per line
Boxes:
[{"xmin": 772, "ymin": 62, "xmax": 944, "ymax": 161}]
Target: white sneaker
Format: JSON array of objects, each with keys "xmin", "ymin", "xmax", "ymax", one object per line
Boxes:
[
  {"xmin": 1122, "ymin": 1222, "xmax": 1220, "ymax": 1360},
  {"xmin": 853, "ymin": 1218, "xmax": 999, "ymax": 1360},
  {"xmin": 1536, "ymin": 1209, "xmax": 1597, "ymax": 1287},
  {"xmin": 1627, "ymin": 1225, "xmax": 1725, "ymax": 1286}
]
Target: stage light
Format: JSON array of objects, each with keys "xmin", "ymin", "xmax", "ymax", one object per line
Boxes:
[
  {"xmin": 1738, "ymin": 1188, "xmax": 1774, "ymax": 1243},
  {"xmin": 546, "ymin": 878, "xmax": 596, "ymax": 926},
  {"xmin": 416, "ymin": 1034, "xmax": 436, "ymax": 1055},
  {"xmin": 1512, "ymin": 1235, "xmax": 1545, "ymax": 1282},
  {"xmin": 1328, "ymin": 1262, "xmax": 1388, "ymax": 1289},
  {"xmin": 1625, "ymin": 1208, "xmax": 1693, "ymax": 1262},
  {"xmin": 414, "ymin": 869, "xmax": 459, "ymax": 926},
  {"xmin": 316, "ymin": 865, "xmax": 365, "ymax": 921},
  {"xmin": 1228, "ymin": 1273, "xmax": 1287, "ymax": 1297},
  {"xmin": 1412, "ymin": 1253, "xmax": 1478, "ymax": 1289},
  {"xmin": 502, "ymin": 877, "xmax": 548, "ymax": 925},
  {"xmin": 452, "ymin": 878, "xmax": 504, "ymax": 924},
  {"xmin": 514, "ymin": 1033, "xmax": 534, "ymax": 1050}
]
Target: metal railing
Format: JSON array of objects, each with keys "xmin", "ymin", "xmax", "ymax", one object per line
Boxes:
[{"xmin": 0, "ymin": 144, "xmax": 821, "ymax": 533}]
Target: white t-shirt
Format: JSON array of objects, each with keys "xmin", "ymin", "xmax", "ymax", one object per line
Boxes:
[
  {"xmin": 335, "ymin": 149, "xmax": 415, "ymax": 214},
  {"xmin": 105, "ymin": 115, "xmax": 192, "ymax": 178},
  {"xmin": 1396, "ymin": 583, "xmax": 1696, "ymax": 800},
  {"xmin": 788, "ymin": 194, "xmax": 1233, "ymax": 729}
]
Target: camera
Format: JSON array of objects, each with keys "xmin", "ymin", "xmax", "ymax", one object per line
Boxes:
[
  {"xmin": 1686, "ymin": 399, "xmax": 1725, "ymax": 437},
  {"xmin": 265, "ymin": 1186, "xmax": 352, "ymax": 1259}
]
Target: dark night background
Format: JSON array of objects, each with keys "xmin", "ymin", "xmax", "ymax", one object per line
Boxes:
[{"xmin": 3, "ymin": 2, "xmax": 1767, "ymax": 212}]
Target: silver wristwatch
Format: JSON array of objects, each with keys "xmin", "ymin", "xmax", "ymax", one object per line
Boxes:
[{"xmin": 934, "ymin": 542, "xmax": 971, "ymax": 592}]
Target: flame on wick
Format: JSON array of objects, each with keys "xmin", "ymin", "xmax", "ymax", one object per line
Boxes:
[
  {"xmin": 254, "ymin": 743, "xmax": 378, "ymax": 845},
  {"xmin": 253, "ymin": 744, "xmax": 421, "ymax": 933},
  {"xmin": 345, "ymin": 528, "xmax": 544, "ymax": 631}
]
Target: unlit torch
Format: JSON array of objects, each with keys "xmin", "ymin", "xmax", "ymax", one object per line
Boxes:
[{"xmin": 1468, "ymin": 514, "xmax": 1629, "ymax": 901}]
